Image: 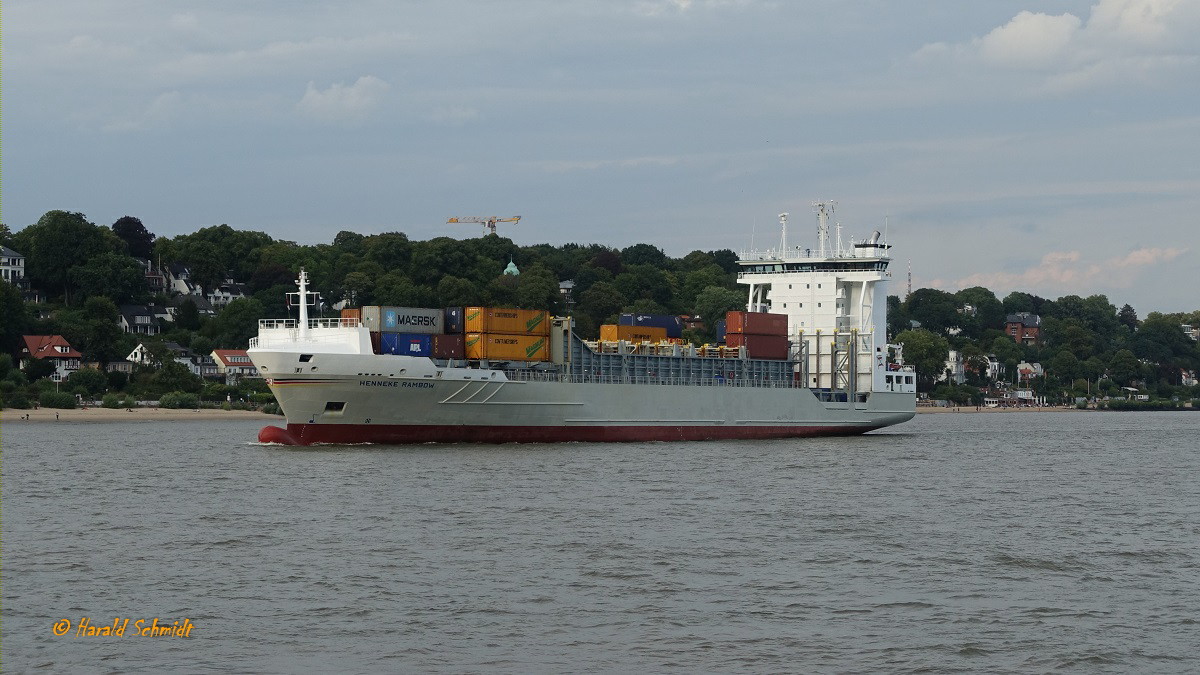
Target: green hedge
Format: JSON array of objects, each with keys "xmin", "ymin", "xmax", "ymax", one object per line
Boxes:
[
  {"xmin": 159, "ymin": 391, "xmax": 200, "ymax": 409},
  {"xmin": 39, "ymin": 391, "xmax": 77, "ymax": 409}
]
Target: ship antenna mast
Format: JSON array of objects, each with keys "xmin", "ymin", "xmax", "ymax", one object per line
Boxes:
[
  {"xmin": 296, "ymin": 268, "xmax": 311, "ymax": 340},
  {"xmin": 778, "ymin": 212, "xmax": 789, "ymax": 257},
  {"xmin": 813, "ymin": 201, "xmax": 835, "ymax": 257}
]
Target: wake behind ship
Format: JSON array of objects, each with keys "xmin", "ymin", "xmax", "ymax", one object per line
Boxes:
[{"xmin": 250, "ymin": 204, "xmax": 916, "ymax": 445}]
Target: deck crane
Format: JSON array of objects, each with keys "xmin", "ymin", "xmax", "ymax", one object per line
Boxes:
[{"xmin": 447, "ymin": 215, "xmax": 521, "ymax": 236}]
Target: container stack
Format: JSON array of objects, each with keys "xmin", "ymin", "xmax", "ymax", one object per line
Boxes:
[
  {"xmin": 599, "ymin": 324, "xmax": 668, "ymax": 343},
  {"xmin": 618, "ymin": 313, "xmax": 684, "ymax": 339},
  {"xmin": 724, "ymin": 310, "xmax": 790, "ymax": 360},
  {"xmin": 360, "ymin": 305, "xmax": 463, "ymax": 358},
  {"xmin": 464, "ymin": 307, "xmax": 551, "ymax": 361}
]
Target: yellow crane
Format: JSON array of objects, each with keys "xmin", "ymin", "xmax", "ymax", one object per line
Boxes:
[{"xmin": 447, "ymin": 215, "xmax": 521, "ymax": 236}]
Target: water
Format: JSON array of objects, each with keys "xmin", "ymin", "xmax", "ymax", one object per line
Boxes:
[{"xmin": 3, "ymin": 412, "xmax": 1198, "ymax": 673}]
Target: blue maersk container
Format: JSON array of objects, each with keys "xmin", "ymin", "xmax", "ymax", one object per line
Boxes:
[
  {"xmin": 381, "ymin": 333, "xmax": 432, "ymax": 356},
  {"xmin": 619, "ymin": 313, "xmax": 684, "ymax": 338}
]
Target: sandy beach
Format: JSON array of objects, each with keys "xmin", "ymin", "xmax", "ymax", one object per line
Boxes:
[
  {"xmin": 917, "ymin": 405, "xmax": 1089, "ymax": 414},
  {"xmin": 1, "ymin": 406, "xmax": 279, "ymax": 424}
]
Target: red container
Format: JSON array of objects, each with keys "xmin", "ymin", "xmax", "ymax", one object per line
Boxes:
[
  {"xmin": 726, "ymin": 310, "xmax": 789, "ymax": 336},
  {"xmin": 432, "ymin": 334, "xmax": 465, "ymax": 359},
  {"xmin": 370, "ymin": 331, "xmax": 382, "ymax": 355},
  {"xmin": 725, "ymin": 333, "xmax": 790, "ymax": 360}
]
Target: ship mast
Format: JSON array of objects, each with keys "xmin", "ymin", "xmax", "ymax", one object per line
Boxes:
[{"xmin": 777, "ymin": 212, "xmax": 789, "ymax": 257}]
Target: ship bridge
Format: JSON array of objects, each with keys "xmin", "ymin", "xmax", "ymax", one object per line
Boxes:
[{"xmin": 736, "ymin": 204, "xmax": 900, "ymax": 395}]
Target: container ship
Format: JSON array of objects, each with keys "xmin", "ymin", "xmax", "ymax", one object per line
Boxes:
[{"xmin": 250, "ymin": 204, "xmax": 916, "ymax": 445}]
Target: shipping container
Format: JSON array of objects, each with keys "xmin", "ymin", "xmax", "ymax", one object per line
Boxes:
[
  {"xmin": 370, "ymin": 331, "xmax": 382, "ymax": 355},
  {"xmin": 465, "ymin": 333, "xmax": 550, "ymax": 361},
  {"xmin": 618, "ymin": 313, "xmax": 684, "ymax": 338},
  {"xmin": 444, "ymin": 307, "xmax": 465, "ymax": 334},
  {"xmin": 726, "ymin": 310, "xmax": 788, "ymax": 336},
  {"xmin": 361, "ymin": 306, "xmax": 443, "ymax": 334},
  {"xmin": 715, "ymin": 319, "xmax": 727, "ymax": 344},
  {"xmin": 599, "ymin": 324, "xmax": 668, "ymax": 343},
  {"xmin": 341, "ymin": 308, "xmax": 361, "ymax": 320},
  {"xmin": 464, "ymin": 307, "xmax": 550, "ymax": 335},
  {"xmin": 380, "ymin": 333, "xmax": 432, "ymax": 356},
  {"xmin": 725, "ymin": 333, "xmax": 790, "ymax": 360},
  {"xmin": 431, "ymin": 333, "xmax": 465, "ymax": 359}
]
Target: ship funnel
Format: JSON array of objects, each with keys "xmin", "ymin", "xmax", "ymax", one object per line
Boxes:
[{"xmin": 868, "ymin": 230, "xmax": 882, "ymax": 245}]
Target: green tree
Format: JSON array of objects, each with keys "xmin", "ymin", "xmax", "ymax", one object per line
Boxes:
[
  {"xmin": 1117, "ymin": 304, "xmax": 1139, "ymax": 331},
  {"xmin": 176, "ymin": 298, "xmax": 202, "ymax": 330},
  {"xmin": 620, "ymin": 243, "xmax": 667, "ymax": 268},
  {"xmin": 205, "ymin": 298, "xmax": 266, "ymax": 348},
  {"xmin": 67, "ymin": 367, "xmax": 109, "ymax": 396},
  {"xmin": 67, "ymin": 297, "xmax": 129, "ymax": 366},
  {"xmin": 13, "ymin": 210, "xmax": 119, "ymax": 304},
  {"xmin": 896, "ymin": 328, "xmax": 950, "ymax": 391},
  {"xmin": 112, "ymin": 216, "xmax": 156, "ymax": 259},
  {"xmin": 0, "ymin": 281, "xmax": 30, "ymax": 355},
  {"xmin": 692, "ymin": 286, "xmax": 746, "ymax": 342},
  {"xmin": 577, "ymin": 281, "xmax": 627, "ymax": 332},
  {"xmin": 67, "ymin": 252, "xmax": 148, "ymax": 304}
]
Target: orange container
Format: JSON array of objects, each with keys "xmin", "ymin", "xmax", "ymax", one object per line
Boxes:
[
  {"xmin": 465, "ymin": 333, "xmax": 550, "ymax": 361},
  {"xmin": 599, "ymin": 324, "xmax": 668, "ymax": 343},
  {"xmin": 464, "ymin": 307, "xmax": 550, "ymax": 335},
  {"xmin": 341, "ymin": 308, "xmax": 362, "ymax": 319}
]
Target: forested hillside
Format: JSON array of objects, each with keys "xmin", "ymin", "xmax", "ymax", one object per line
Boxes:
[{"xmin": 3, "ymin": 210, "xmax": 1198, "ymax": 407}]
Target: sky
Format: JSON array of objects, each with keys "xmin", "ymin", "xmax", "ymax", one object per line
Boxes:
[{"xmin": 4, "ymin": 0, "xmax": 1198, "ymax": 313}]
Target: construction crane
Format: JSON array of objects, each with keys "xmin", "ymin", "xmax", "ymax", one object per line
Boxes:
[{"xmin": 447, "ymin": 215, "xmax": 521, "ymax": 236}]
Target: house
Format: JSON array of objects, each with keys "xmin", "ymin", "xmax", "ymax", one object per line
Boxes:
[
  {"xmin": 940, "ymin": 350, "xmax": 966, "ymax": 384},
  {"xmin": 1016, "ymin": 361, "xmax": 1044, "ymax": 383},
  {"xmin": 1182, "ymin": 324, "xmax": 1199, "ymax": 341},
  {"xmin": 208, "ymin": 281, "xmax": 249, "ymax": 309},
  {"xmin": 20, "ymin": 335, "xmax": 83, "ymax": 382},
  {"xmin": 135, "ymin": 258, "xmax": 167, "ymax": 293},
  {"xmin": 127, "ymin": 341, "xmax": 221, "ymax": 379},
  {"xmin": 170, "ymin": 293, "xmax": 218, "ymax": 319},
  {"xmin": 118, "ymin": 304, "xmax": 168, "ymax": 335},
  {"xmin": 211, "ymin": 349, "xmax": 262, "ymax": 384},
  {"xmin": 1, "ymin": 245, "xmax": 25, "ymax": 283},
  {"xmin": 165, "ymin": 263, "xmax": 201, "ymax": 296},
  {"xmin": 1006, "ymin": 312, "xmax": 1041, "ymax": 344},
  {"xmin": 2, "ymin": 245, "xmax": 44, "ymax": 303}
]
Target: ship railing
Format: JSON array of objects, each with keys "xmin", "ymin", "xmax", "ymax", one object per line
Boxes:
[
  {"xmin": 505, "ymin": 370, "xmax": 802, "ymax": 389},
  {"xmin": 258, "ymin": 318, "xmax": 361, "ymax": 330}
]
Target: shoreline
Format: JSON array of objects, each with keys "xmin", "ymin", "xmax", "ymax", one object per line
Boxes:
[
  {"xmin": 917, "ymin": 405, "xmax": 1090, "ymax": 413},
  {"xmin": 2, "ymin": 407, "xmax": 279, "ymax": 423}
]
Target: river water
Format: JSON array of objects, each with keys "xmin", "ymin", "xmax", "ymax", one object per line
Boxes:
[{"xmin": 3, "ymin": 411, "xmax": 1198, "ymax": 673}]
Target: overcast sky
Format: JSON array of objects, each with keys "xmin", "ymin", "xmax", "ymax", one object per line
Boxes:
[{"xmin": 4, "ymin": 0, "xmax": 1198, "ymax": 313}]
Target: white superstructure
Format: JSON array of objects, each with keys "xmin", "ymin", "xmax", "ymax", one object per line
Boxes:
[{"xmin": 738, "ymin": 202, "xmax": 912, "ymax": 396}]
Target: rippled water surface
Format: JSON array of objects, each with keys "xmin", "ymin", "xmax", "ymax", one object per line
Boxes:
[{"xmin": 3, "ymin": 412, "xmax": 1199, "ymax": 673}]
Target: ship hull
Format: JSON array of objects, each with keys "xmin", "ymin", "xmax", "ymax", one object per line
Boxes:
[
  {"xmin": 261, "ymin": 420, "xmax": 890, "ymax": 445},
  {"xmin": 255, "ymin": 357, "xmax": 915, "ymax": 446}
]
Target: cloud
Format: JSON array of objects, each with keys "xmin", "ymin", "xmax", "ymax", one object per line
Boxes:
[
  {"xmin": 977, "ymin": 11, "xmax": 1082, "ymax": 70},
  {"xmin": 913, "ymin": 0, "xmax": 1200, "ymax": 91},
  {"xmin": 297, "ymin": 75, "xmax": 390, "ymax": 122},
  {"xmin": 944, "ymin": 246, "xmax": 1188, "ymax": 294}
]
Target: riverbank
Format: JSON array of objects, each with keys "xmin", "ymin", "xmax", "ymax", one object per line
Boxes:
[
  {"xmin": 917, "ymin": 405, "xmax": 1089, "ymax": 414},
  {"xmin": 1, "ymin": 407, "xmax": 278, "ymax": 423}
]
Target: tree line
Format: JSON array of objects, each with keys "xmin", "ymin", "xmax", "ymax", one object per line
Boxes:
[{"xmin": 3, "ymin": 210, "xmax": 1198, "ymax": 407}]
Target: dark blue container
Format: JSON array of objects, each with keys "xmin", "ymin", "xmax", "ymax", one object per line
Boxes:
[
  {"xmin": 618, "ymin": 313, "xmax": 684, "ymax": 338},
  {"xmin": 380, "ymin": 333, "xmax": 432, "ymax": 356},
  {"xmin": 380, "ymin": 332, "xmax": 400, "ymax": 355},
  {"xmin": 715, "ymin": 319, "xmax": 727, "ymax": 344},
  {"xmin": 444, "ymin": 307, "xmax": 465, "ymax": 334},
  {"xmin": 395, "ymin": 333, "xmax": 432, "ymax": 357}
]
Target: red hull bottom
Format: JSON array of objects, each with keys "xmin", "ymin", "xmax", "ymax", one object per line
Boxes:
[{"xmin": 258, "ymin": 422, "xmax": 883, "ymax": 446}]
